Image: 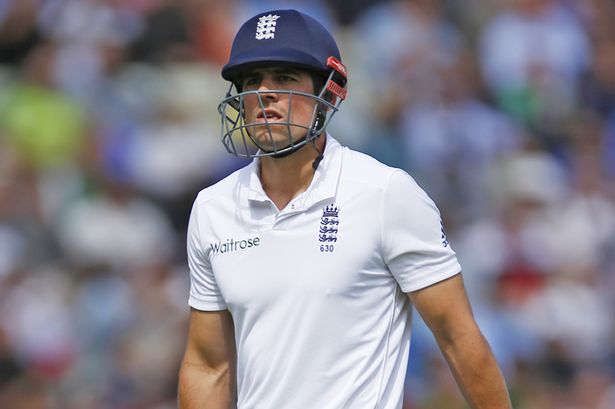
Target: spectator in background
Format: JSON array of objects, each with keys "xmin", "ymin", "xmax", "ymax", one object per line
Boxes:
[
  {"xmin": 354, "ymin": 0, "xmax": 463, "ymax": 106},
  {"xmin": 479, "ymin": 0, "xmax": 591, "ymax": 137},
  {"xmin": 583, "ymin": 36, "xmax": 615, "ymax": 118},
  {"xmin": 0, "ymin": 42, "xmax": 87, "ymax": 169},
  {"xmin": 55, "ymin": 174, "xmax": 176, "ymax": 272},
  {"xmin": 350, "ymin": 0, "xmax": 466, "ymax": 170},
  {"xmin": 0, "ymin": 0, "xmax": 41, "ymax": 65},
  {"xmin": 399, "ymin": 49, "xmax": 521, "ymax": 223}
]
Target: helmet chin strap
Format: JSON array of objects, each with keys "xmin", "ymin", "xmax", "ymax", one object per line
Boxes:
[
  {"xmin": 310, "ymin": 137, "xmax": 324, "ymax": 170},
  {"xmin": 265, "ymin": 107, "xmax": 326, "ymax": 168},
  {"xmin": 267, "ymin": 135, "xmax": 309, "ymax": 158}
]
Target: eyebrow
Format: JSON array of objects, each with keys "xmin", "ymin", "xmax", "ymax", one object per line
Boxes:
[{"xmin": 272, "ymin": 67, "xmax": 301, "ymax": 75}]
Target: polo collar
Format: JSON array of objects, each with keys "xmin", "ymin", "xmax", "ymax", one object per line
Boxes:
[{"xmin": 246, "ymin": 134, "xmax": 343, "ymax": 208}]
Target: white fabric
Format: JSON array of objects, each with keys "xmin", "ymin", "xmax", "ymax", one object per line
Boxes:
[{"xmin": 187, "ymin": 135, "xmax": 461, "ymax": 409}]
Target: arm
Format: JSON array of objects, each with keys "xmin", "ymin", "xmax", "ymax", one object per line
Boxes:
[
  {"xmin": 409, "ymin": 273, "xmax": 512, "ymax": 409},
  {"xmin": 178, "ymin": 308, "xmax": 236, "ymax": 409}
]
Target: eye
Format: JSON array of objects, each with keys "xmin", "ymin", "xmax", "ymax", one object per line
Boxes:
[
  {"xmin": 242, "ymin": 75, "xmax": 260, "ymax": 89},
  {"xmin": 277, "ymin": 74, "xmax": 297, "ymax": 82}
]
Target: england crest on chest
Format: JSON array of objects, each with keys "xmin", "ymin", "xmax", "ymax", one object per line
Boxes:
[{"xmin": 318, "ymin": 204, "xmax": 340, "ymax": 252}]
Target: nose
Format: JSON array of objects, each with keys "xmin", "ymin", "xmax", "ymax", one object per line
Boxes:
[{"xmin": 257, "ymin": 76, "xmax": 278, "ymax": 100}]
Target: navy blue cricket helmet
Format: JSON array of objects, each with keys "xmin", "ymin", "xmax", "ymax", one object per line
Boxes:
[
  {"xmin": 217, "ymin": 9, "xmax": 348, "ymax": 159},
  {"xmin": 222, "ymin": 9, "xmax": 341, "ymax": 82}
]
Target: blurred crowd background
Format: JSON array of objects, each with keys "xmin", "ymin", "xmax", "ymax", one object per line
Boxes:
[{"xmin": 1, "ymin": 0, "xmax": 614, "ymax": 408}]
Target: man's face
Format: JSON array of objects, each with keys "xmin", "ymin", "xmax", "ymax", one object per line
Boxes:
[{"xmin": 239, "ymin": 66, "xmax": 318, "ymax": 152}]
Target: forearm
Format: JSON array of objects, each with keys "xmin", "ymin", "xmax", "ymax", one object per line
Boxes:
[
  {"xmin": 438, "ymin": 330, "xmax": 512, "ymax": 409},
  {"xmin": 178, "ymin": 360, "xmax": 235, "ymax": 409}
]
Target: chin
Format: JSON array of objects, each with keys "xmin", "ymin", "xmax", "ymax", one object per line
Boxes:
[
  {"xmin": 251, "ymin": 126, "xmax": 289, "ymax": 142},
  {"xmin": 254, "ymin": 134, "xmax": 304, "ymax": 152},
  {"xmin": 255, "ymin": 138, "xmax": 292, "ymax": 152}
]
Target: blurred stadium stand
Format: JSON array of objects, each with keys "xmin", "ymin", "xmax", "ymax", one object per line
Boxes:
[{"xmin": 1, "ymin": 0, "xmax": 614, "ymax": 408}]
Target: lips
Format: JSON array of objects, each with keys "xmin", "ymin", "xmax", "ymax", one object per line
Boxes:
[{"xmin": 256, "ymin": 108, "xmax": 284, "ymax": 122}]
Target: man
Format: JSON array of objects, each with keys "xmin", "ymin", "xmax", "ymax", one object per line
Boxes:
[{"xmin": 178, "ymin": 9, "xmax": 512, "ymax": 409}]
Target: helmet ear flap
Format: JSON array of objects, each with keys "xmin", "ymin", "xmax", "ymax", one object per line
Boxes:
[
  {"xmin": 307, "ymin": 57, "xmax": 347, "ymax": 139},
  {"xmin": 323, "ymin": 57, "xmax": 347, "ymax": 102}
]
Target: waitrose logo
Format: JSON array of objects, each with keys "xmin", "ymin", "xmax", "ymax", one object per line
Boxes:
[{"xmin": 210, "ymin": 236, "xmax": 261, "ymax": 254}]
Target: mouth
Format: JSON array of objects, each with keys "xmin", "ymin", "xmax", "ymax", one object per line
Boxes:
[{"xmin": 255, "ymin": 108, "xmax": 284, "ymax": 123}]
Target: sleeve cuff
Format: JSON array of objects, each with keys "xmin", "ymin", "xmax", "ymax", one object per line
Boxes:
[
  {"xmin": 398, "ymin": 260, "xmax": 462, "ymax": 293},
  {"xmin": 188, "ymin": 296, "xmax": 228, "ymax": 311}
]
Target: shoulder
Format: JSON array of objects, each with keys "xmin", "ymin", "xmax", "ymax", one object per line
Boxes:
[
  {"xmin": 340, "ymin": 146, "xmax": 414, "ymax": 190},
  {"xmin": 338, "ymin": 145, "xmax": 434, "ymax": 211},
  {"xmin": 193, "ymin": 164, "xmax": 250, "ymax": 208}
]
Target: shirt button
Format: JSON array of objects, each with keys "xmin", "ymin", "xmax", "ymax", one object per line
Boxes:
[{"xmin": 291, "ymin": 204, "xmax": 295, "ymax": 210}]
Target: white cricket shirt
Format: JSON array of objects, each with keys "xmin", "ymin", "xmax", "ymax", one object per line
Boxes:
[{"xmin": 187, "ymin": 135, "xmax": 461, "ymax": 409}]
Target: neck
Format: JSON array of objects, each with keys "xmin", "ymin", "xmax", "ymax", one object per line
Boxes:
[{"xmin": 259, "ymin": 135, "xmax": 325, "ymax": 210}]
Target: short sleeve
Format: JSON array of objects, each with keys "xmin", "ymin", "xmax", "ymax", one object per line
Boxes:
[
  {"xmin": 382, "ymin": 170, "xmax": 461, "ymax": 293},
  {"xmin": 187, "ymin": 200, "xmax": 228, "ymax": 310}
]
